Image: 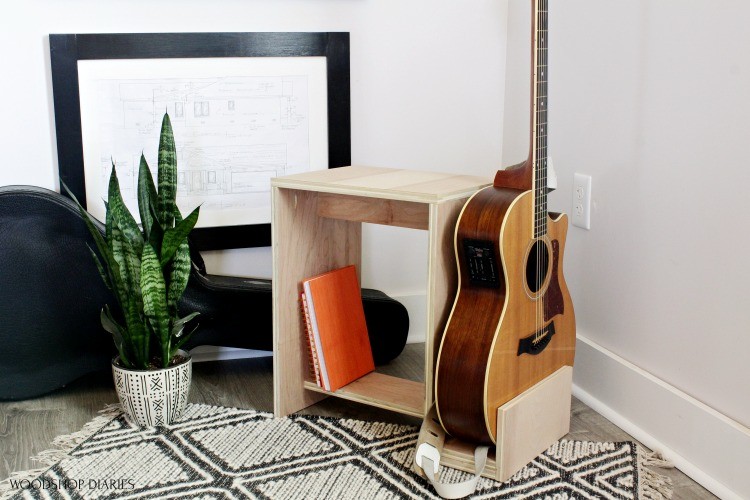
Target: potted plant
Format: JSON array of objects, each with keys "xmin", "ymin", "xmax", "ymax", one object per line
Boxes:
[{"xmin": 68, "ymin": 112, "xmax": 200, "ymax": 426}]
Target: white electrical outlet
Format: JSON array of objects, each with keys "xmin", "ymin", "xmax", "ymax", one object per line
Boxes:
[{"xmin": 572, "ymin": 173, "xmax": 592, "ymax": 229}]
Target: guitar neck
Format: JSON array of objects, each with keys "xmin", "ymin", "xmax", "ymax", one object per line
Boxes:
[
  {"xmin": 492, "ymin": 0, "xmax": 549, "ymax": 239},
  {"xmin": 533, "ymin": 0, "xmax": 549, "ymax": 238}
]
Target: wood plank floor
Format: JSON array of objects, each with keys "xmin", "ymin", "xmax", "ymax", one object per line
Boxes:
[{"xmin": 0, "ymin": 344, "xmax": 714, "ymax": 498}]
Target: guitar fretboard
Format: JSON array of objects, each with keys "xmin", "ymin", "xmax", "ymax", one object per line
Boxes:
[{"xmin": 534, "ymin": 0, "xmax": 548, "ymax": 239}]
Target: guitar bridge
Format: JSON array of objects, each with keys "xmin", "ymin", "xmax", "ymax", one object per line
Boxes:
[{"xmin": 517, "ymin": 322, "xmax": 556, "ymax": 356}]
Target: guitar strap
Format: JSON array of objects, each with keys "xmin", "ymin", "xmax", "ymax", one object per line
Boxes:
[
  {"xmin": 414, "ymin": 405, "xmax": 490, "ymax": 499},
  {"xmin": 418, "ymin": 443, "xmax": 490, "ymax": 499}
]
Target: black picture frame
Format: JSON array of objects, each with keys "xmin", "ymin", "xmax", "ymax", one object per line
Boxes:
[{"xmin": 49, "ymin": 32, "xmax": 351, "ymax": 250}]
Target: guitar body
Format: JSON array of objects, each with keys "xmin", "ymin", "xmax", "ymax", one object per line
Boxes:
[
  {"xmin": 435, "ymin": 0, "xmax": 573, "ymax": 445},
  {"xmin": 435, "ymin": 182, "xmax": 575, "ymax": 444}
]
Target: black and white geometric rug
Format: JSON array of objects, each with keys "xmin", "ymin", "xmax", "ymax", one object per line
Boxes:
[{"xmin": 0, "ymin": 404, "xmax": 672, "ymax": 499}]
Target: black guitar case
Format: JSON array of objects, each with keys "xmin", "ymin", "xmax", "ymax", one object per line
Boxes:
[{"xmin": 0, "ymin": 186, "xmax": 409, "ymax": 400}]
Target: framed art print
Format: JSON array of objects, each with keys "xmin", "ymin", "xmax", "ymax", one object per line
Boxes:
[{"xmin": 50, "ymin": 32, "xmax": 350, "ymax": 250}]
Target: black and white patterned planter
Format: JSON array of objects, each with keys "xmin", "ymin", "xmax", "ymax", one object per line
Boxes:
[{"xmin": 111, "ymin": 350, "xmax": 192, "ymax": 427}]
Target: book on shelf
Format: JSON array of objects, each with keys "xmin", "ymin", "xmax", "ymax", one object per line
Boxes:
[{"xmin": 300, "ymin": 265, "xmax": 375, "ymax": 392}]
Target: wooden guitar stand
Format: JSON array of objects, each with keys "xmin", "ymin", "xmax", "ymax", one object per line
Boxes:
[{"xmin": 414, "ymin": 365, "xmax": 573, "ymax": 484}]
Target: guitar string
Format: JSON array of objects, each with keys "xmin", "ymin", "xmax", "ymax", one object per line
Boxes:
[
  {"xmin": 542, "ymin": 0, "xmax": 547, "ymax": 342},
  {"xmin": 538, "ymin": 0, "xmax": 542, "ymax": 344},
  {"xmin": 536, "ymin": 0, "xmax": 542, "ymax": 345},
  {"xmin": 531, "ymin": 1, "xmax": 541, "ymax": 346},
  {"xmin": 538, "ymin": 0, "xmax": 547, "ymax": 341},
  {"xmin": 537, "ymin": 0, "xmax": 547, "ymax": 345},
  {"xmin": 530, "ymin": 0, "xmax": 545, "ymax": 346}
]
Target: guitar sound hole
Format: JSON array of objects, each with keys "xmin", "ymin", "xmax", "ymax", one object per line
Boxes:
[{"xmin": 525, "ymin": 240, "xmax": 549, "ymax": 293}]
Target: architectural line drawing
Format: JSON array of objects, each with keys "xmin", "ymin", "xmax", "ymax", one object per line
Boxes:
[{"xmin": 88, "ymin": 74, "xmax": 313, "ymax": 226}]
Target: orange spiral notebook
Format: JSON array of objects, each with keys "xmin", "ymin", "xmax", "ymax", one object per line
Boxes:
[
  {"xmin": 300, "ymin": 293, "xmax": 322, "ymax": 386},
  {"xmin": 300, "ymin": 265, "xmax": 375, "ymax": 392}
]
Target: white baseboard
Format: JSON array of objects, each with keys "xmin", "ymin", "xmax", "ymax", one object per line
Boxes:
[
  {"xmin": 573, "ymin": 334, "xmax": 750, "ymax": 500},
  {"xmin": 189, "ymin": 345, "xmax": 271, "ymax": 363},
  {"xmin": 392, "ymin": 292, "xmax": 428, "ymax": 344}
]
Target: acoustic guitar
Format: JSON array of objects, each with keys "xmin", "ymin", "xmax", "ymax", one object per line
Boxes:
[{"xmin": 434, "ymin": 0, "xmax": 575, "ymax": 445}]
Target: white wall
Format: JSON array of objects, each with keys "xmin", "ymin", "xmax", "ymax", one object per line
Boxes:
[
  {"xmin": 551, "ymin": 0, "xmax": 750, "ymax": 430},
  {"xmin": 0, "ymin": 0, "xmax": 507, "ymax": 288},
  {"xmin": 502, "ymin": 1, "xmax": 750, "ymax": 497},
  {"xmin": 3, "ymin": 0, "xmax": 749, "ymax": 495}
]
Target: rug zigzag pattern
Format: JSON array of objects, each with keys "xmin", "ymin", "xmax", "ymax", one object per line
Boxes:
[{"xmin": 8, "ymin": 404, "xmax": 660, "ymax": 499}]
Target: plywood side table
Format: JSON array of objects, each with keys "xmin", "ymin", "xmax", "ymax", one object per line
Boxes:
[{"xmin": 271, "ymin": 166, "xmax": 490, "ymax": 418}]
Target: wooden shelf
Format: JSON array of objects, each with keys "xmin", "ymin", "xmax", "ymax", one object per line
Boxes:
[
  {"xmin": 272, "ymin": 166, "xmax": 490, "ymax": 419},
  {"xmin": 303, "ymin": 372, "xmax": 425, "ymax": 417}
]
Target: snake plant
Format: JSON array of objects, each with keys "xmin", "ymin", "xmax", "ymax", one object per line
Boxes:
[{"xmin": 68, "ymin": 112, "xmax": 200, "ymax": 369}]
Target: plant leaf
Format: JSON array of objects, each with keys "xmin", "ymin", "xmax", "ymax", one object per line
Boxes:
[
  {"xmin": 109, "ymin": 214, "xmax": 150, "ymax": 367},
  {"xmin": 107, "ymin": 162, "xmax": 143, "ymax": 256},
  {"xmin": 62, "ymin": 183, "xmax": 113, "ymax": 275},
  {"xmin": 173, "ymin": 323, "xmax": 199, "ymax": 353},
  {"xmin": 101, "ymin": 305, "xmax": 132, "ymax": 368},
  {"xmin": 160, "ymin": 206, "xmax": 200, "ymax": 266},
  {"xmin": 141, "ymin": 243, "xmax": 170, "ymax": 367},
  {"xmin": 167, "ymin": 239, "xmax": 192, "ymax": 315},
  {"xmin": 110, "ymin": 220, "xmax": 142, "ymax": 311},
  {"xmin": 62, "ymin": 183, "xmax": 140, "ymax": 360},
  {"xmin": 157, "ymin": 113, "xmax": 177, "ymax": 229},
  {"xmin": 100, "ymin": 304, "xmax": 124, "ymax": 337},
  {"xmin": 87, "ymin": 244, "xmax": 111, "ymax": 290},
  {"xmin": 103, "ymin": 200, "xmax": 111, "ymax": 240},
  {"xmin": 148, "ymin": 203, "xmax": 164, "ymax": 255},
  {"xmin": 171, "ymin": 311, "xmax": 200, "ymax": 338},
  {"xmin": 137, "ymin": 154, "xmax": 157, "ymax": 242}
]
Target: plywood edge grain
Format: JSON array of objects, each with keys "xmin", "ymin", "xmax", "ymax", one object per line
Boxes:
[
  {"xmin": 273, "ymin": 188, "xmax": 328, "ymax": 416},
  {"xmin": 272, "ymin": 166, "xmax": 489, "ymax": 204}
]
